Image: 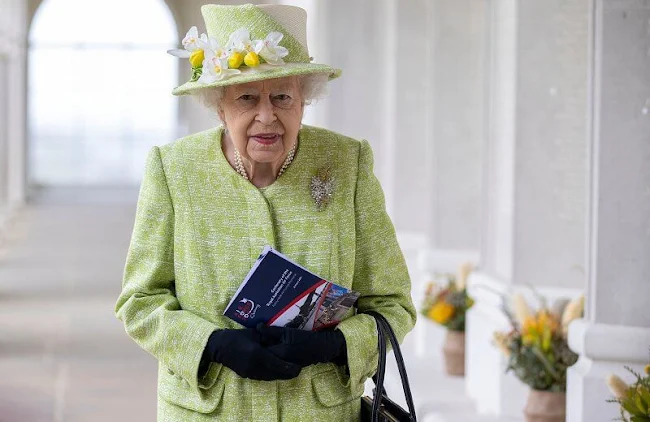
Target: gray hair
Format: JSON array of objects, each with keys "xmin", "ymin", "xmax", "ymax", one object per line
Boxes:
[{"xmin": 195, "ymin": 73, "xmax": 330, "ymax": 116}]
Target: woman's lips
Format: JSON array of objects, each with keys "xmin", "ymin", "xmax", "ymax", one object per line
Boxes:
[{"xmin": 250, "ymin": 133, "xmax": 281, "ymax": 145}]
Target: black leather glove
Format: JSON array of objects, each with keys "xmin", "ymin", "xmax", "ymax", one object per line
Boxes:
[
  {"xmin": 201, "ymin": 327, "xmax": 302, "ymax": 381},
  {"xmin": 257, "ymin": 325, "xmax": 348, "ymax": 367}
]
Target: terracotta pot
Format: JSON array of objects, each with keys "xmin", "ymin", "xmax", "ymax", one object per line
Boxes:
[
  {"xmin": 524, "ymin": 390, "xmax": 566, "ymax": 422},
  {"xmin": 442, "ymin": 330, "xmax": 465, "ymax": 376}
]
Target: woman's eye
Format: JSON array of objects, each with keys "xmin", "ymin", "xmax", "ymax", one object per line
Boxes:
[
  {"xmin": 272, "ymin": 94, "xmax": 293, "ymax": 107},
  {"xmin": 238, "ymin": 94, "xmax": 255, "ymax": 101}
]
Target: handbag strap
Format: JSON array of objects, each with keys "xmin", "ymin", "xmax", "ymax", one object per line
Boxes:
[
  {"xmin": 371, "ymin": 312, "xmax": 387, "ymax": 419},
  {"xmin": 372, "ymin": 312, "xmax": 417, "ymax": 421},
  {"xmin": 366, "ymin": 311, "xmax": 417, "ymax": 422}
]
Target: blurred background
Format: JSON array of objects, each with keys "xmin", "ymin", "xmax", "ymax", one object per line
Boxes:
[{"xmin": 0, "ymin": 0, "xmax": 649, "ymax": 421}]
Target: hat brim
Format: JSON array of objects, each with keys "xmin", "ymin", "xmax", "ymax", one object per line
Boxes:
[{"xmin": 171, "ymin": 62, "xmax": 341, "ymax": 96}]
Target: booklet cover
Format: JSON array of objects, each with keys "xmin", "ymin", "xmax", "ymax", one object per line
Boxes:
[{"xmin": 223, "ymin": 246, "xmax": 360, "ymax": 331}]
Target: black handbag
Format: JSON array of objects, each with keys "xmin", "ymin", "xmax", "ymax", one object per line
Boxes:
[{"xmin": 360, "ymin": 311, "xmax": 417, "ymax": 422}]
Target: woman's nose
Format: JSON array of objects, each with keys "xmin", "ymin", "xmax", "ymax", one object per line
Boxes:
[{"xmin": 255, "ymin": 97, "xmax": 277, "ymax": 124}]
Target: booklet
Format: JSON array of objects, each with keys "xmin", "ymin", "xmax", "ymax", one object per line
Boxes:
[{"xmin": 223, "ymin": 246, "xmax": 360, "ymax": 331}]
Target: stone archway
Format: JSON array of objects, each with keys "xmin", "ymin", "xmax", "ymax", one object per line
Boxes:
[{"xmin": 26, "ymin": 0, "xmax": 181, "ymax": 186}]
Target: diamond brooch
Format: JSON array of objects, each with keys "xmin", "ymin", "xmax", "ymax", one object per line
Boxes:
[{"xmin": 310, "ymin": 167, "xmax": 335, "ymax": 211}]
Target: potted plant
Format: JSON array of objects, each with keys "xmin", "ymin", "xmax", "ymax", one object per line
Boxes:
[
  {"xmin": 421, "ymin": 262, "xmax": 475, "ymax": 376},
  {"xmin": 606, "ymin": 362, "xmax": 650, "ymax": 421},
  {"xmin": 493, "ymin": 292, "xmax": 584, "ymax": 422}
]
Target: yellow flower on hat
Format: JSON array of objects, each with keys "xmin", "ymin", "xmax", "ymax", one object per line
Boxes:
[
  {"xmin": 167, "ymin": 26, "xmax": 206, "ymax": 64},
  {"xmin": 189, "ymin": 50, "xmax": 205, "ymax": 68},
  {"xmin": 226, "ymin": 28, "xmax": 266, "ymax": 68},
  {"xmin": 244, "ymin": 51, "xmax": 261, "ymax": 67},
  {"xmin": 228, "ymin": 52, "xmax": 245, "ymax": 69},
  {"xmin": 225, "ymin": 27, "xmax": 287, "ymax": 68},
  {"xmin": 167, "ymin": 27, "xmax": 215, "ymax": 81},
  {"xmin": 199, "ymin": 51, "xmax": 241, "ymax": 83}
]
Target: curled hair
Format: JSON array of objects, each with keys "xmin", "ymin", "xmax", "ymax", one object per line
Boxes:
[
  {"xmin": 194, "ymin": 73, "xmax": 330, "ymax": 117},
  {"xmin": 299, "ymin": 72, "xmax": 329, "ymax": 105}
]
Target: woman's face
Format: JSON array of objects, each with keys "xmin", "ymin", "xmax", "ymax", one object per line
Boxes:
[{"xmin": 219, "ymin": 76, "xmax": 304, "ymax": 165}]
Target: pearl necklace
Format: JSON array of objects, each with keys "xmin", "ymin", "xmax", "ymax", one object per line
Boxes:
[{"xmin": 233, "ymin": 141, "xmax": 297, "ymax": 181}]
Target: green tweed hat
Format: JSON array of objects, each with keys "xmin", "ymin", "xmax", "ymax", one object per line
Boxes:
[{"xmin": 168, "ymin": 4, "xmax": 342, "ymax": 96}]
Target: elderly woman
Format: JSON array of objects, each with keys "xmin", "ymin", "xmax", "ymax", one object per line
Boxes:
[{"xmin": 115, "ymin": 4, "xmax": 415, "ymax": 421}]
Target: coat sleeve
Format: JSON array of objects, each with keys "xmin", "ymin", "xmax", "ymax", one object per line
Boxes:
[
  {"xmin": 335, "ymin": 140, "xmax": 417, "ymax": 391},
  {"xmin": 114, "ymin": 146, "xmax": 219, "ymax": 393}
]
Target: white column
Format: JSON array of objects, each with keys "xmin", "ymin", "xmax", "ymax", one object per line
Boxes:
[
  {"xmin": 410, "ymin": 0, "xmax": 486, "ymax": 364},
  {"xmin": 467, "ymin": 0, "xmax": 588, "ymax": 416},
  {"xmin": 426, "ymin": 0, "xmax": 485, "ymax": 253},
  {"xmin": 0, "ymin": 0, "xmax": 28, "ymax": 243},
  {"xmin": 8, "ymin": 27, "xmax": 27, "ymax": 207},
  {"xmin": 0, "ymin": 50, "xmax": 9, "ymax": 212},
  {"xmin": 567, "ymin": 1, "xmax": 650, "ymax": 420}
]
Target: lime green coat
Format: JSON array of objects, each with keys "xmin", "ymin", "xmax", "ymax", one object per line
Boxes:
[{"xmin": 115, "ymin": 125, "xmax": 416, "ymax": 421}]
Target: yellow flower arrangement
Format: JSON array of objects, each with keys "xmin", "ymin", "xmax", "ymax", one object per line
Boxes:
[
  {"xmin": 521, "ymin": 310, "xmax": 559, "ymax": 353},
  {"xmin": 421, "ymin": 263, "xmax": 475, "ymax": 332},
  {"xmin": 428, "ymin": 301, "xmax": 455, "ymax": 325},
  {"xmin": 492, "ymin": 292, "xmax": 584, "ymax": 392}
]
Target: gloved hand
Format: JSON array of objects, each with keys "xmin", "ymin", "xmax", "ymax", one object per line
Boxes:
[
  {"xmin": 201, "ymin": 327, "xmax": 302, "ymax": 381},
  {"xmin": 257, "ymin": 325, "xmax": 348, "ymax": 367}
]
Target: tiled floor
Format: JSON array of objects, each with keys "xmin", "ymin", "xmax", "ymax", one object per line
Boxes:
[{"xmin": 0, "ymin": 188, "xmax": 521, "ymax": 421}]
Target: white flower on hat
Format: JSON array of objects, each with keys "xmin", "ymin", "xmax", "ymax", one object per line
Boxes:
[
  {"xmin": 182, "ymin": 26, "xmax": 205, "ymax": 51},
  {"xmin": 257, "ymin": 32, "xmax": 289, "ymax": 65},
  {"xmin": 226, "ymin": 28, "xmax": 256, "ymax": 53},
  {"xmin": 226, "ymin": 28, "xmax": 263, "ymax": 68},
  {"xmin": 198, "ymin": 36, "xmax": 228, "ymax": 60},
  {"xmin": 168, "ymin": 27, "xmax": 214, "ymax": 81},
  {"xmin": 167, "ymin": 26, "xmax": 214, "ymax": 80},
  {"xmin": 168, "ymin": 24, "xmax": 294, "ymax": 86},
  {"xmin": 198, "ymin": 49, "xmax": 241, "ymax": 83},
  {"xmin": 167, "ymin": 26, "xmax": 205, "ymax": 59}
]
